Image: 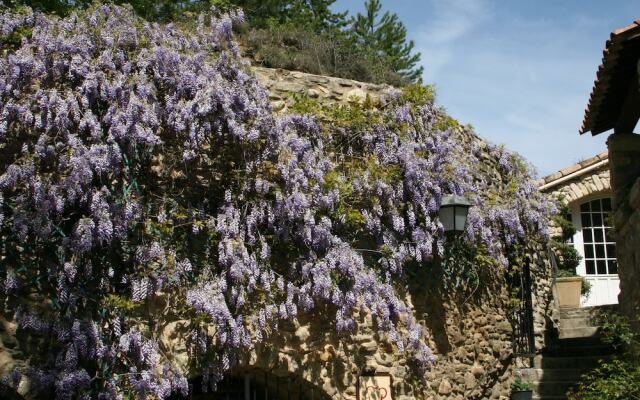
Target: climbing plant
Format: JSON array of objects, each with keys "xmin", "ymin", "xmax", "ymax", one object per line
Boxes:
[{"xmin": 0, "ymin": 4, "xmax": 552, "ymax": 399}]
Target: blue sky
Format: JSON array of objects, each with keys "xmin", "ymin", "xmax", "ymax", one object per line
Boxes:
[{"xmin": 331, "ymin": 0, "xmax": 638, "ymax": 177}]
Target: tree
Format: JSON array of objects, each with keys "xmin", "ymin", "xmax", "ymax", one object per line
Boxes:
[
  {"xmin": 351, "ymin": 0, "xmax": 423, "ymax": 83},
  {"xmin": 2, "ymin": 0, "xmax": 88, "ymax": 16},
  {"xmin": 6, "ymin": 0, "xmax": 347, "ymax": 32},
  {"xmin": 4, "ymin": 0, "xmax": 202, "ymax": 20},
  {"xmin": 287, "ymin": 0, "xmax": 348, "ymax": 32},
  {"xmin": 229, "ymin": 0, "xmax": 347, "ymax": 32}
]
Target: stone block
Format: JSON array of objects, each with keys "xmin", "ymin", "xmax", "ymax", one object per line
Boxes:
[
  {"xmin": 464, "ymin": 372, "xmax": 477, "ymax": 389},
  {"xmin": 496, "ymin": 321, "xmax": 512, "ymax": 333},
  {"xmin": 593, "ymin": 174, "xmax": 605, "ymax": 191},
  {"xmin": 344, "ymin": 88, "xmax": 368, "ymax": 102},
  {"xmin": 438, "ymin": 379, "xmax": 452, "ymax": 395},
  {"xmin": 307, "ymin": 88, "xmax": 321, "ymax": 98}
]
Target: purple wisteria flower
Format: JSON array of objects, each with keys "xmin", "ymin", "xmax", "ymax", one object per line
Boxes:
[{"xmin": 0, "ymin": 4, "xmax": 552, "ymax": 400}]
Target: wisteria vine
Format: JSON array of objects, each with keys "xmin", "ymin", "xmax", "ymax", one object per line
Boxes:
[{"xmin": 0, "ymin": 4, "xmax": 552, "ymax": 399}]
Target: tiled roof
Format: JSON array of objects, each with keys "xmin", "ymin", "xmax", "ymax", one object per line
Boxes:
[
  {"xmin": 539, "ymin": 151, "xmax": 609, "ymax": 189},
  {"xmin": 580, "ymin": 20, "xmax": 640, "ymax": 135}
]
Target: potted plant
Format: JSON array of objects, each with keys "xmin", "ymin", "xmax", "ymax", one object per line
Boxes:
[
  {"xmin": 510, "ymin": 376, "xmax": 533, "ymax": 400},
  {"xmin": 556, "ymin": 269, "xmax": 590, "ymax": 308}
]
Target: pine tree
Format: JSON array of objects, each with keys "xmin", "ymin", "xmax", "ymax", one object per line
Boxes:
[
  {"xmin": 291, "ymin": 0, "xmax": 348, "ymax": 32},
  {"xmin": 351, "ymin": 0, "xmax": 423, "ymax": 83},
  {"xmin": 235, "ymin": 0, "xmax": 347, "ymax": 32}
]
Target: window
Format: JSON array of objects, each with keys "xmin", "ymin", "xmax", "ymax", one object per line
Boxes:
[{"xmin": 579, "ymin": 198, "xmax": 617, "ymax": 275}]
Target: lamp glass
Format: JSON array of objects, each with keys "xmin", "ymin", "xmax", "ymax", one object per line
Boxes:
[
  {"xmin": 439, "ymin": 205, "xmax": 454, "ymax": 232},
  {"xmin": 454, "ymin": 206, "xmax": 468, "ymax": 232}
]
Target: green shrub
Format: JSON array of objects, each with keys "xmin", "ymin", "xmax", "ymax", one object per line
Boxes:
[
  {"xmin": 568, "ymin": 313, "xmax": 640, "ymax": 400},
  {"xmin": 567, "ymin": 359, "xmax": 640, "ymax": 400},
  {"xmin": 551, "ymin": 239, "xmax": 582, "ymax": 271},
  {"xmin": 511, "ymin": 376, "xmax": 533, "ymax": 392},
  {"xmin": 242, "ymin": 25, "xmax": 409, "ymax": 86},
  {"xmin": 580, "ymin": 278, "xmax": 592, "ymax": 297},
  {"xmin": 552, "ymin": 200, "xmax": 576, "ymax": 240},
  {"xmin": 550, "ymin": 196, "xmax": 587, "ymax": 297},
  {"xmin": 600, "ymin": 314, "xmax": 637, "ymax": 351}
]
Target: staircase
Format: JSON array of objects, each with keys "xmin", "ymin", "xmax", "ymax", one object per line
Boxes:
[{"xmin": 527, "ymin": 306, "xmax": 617, "ymax": 400}]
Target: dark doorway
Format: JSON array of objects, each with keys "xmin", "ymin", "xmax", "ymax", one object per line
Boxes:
[{"xmin": 175, "ymin": 369, "xmax": 329, "ymax": 400}]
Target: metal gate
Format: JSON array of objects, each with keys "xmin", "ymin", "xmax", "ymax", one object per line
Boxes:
[
  {"xmin": 185, "ymin": 370, "xmax": 329, "ymax": 400},
  {"xmin": 511, "ymin": 256, "xmax": 536, "ymax": 358}
]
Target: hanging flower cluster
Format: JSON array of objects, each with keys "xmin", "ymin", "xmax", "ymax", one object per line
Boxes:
[{"xmin": 0, "ymin": 4, "xmax": 552, "ymax": 399}]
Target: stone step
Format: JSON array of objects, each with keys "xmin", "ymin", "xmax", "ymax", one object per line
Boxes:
[
  {"xmin": 559, "ymin": 309, "xmax": 597, "ymax": 320},
  {"xmin": 558, "ymin": 326, "xmax": 599, "ymax": 339},
  {"xmin": 558, "ymin": 305, "xmax": 618, "ymax": 320},
  {"xmin": 544, "ymin": 343, "xmax": 614, "ymax": 357},
  {"xmin": 533, "ymin": 381, "xmax": 576, "ymax": 397},
  {"xmin": 552, "ymin": 336, "xmax": 608, "ymax": 347},
  {"xmin": 523, "ymin": 368, "xmax": 587, "ymax": 382},
  {"xmin": 559, "ymin": 317, "xmax": 597, "ymax": 330},
  {"xmin": 533, "ymin": 355, "xmax": 609, "ymax": 369}
]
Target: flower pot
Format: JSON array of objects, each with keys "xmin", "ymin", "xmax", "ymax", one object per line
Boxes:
[
  {"xmin": 511, "ymin": 390, "xmax": 533, "ymax": 400},
  {"xmin": 555, "ymin": 276, "xmax": 583, "ymax": 308}
]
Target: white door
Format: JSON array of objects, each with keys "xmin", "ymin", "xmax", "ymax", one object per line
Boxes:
[{"xmin": 572, "ymin": 197, "xmax": 620, "ymax": 307}]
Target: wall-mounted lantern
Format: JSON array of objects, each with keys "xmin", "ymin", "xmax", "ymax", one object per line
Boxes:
[{"xmin": 438, "ymin": 194, "xmax": 472, "ymax": 233}]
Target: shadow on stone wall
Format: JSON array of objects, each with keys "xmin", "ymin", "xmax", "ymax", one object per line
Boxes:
[{"xmin": 173, "ymin": 367, "xmax": 332, "ymax": 400}]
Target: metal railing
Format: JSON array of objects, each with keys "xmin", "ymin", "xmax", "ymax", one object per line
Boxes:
[{"xmin": 512, "ymin": 257, "xmax": 536, "ymax": 358}]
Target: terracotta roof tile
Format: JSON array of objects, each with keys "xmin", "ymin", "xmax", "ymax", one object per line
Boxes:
[{"xmin": 580, "ymin": 20, "xmax": 640, "ymax": 135}]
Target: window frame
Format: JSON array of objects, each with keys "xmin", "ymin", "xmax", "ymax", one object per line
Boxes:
[{"xmin": 571, "ymin": 195, "xmax": 618, "ymax": 277}]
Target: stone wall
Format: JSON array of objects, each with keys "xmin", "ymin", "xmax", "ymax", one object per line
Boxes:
[
  {"xmin": 615, "ymin": 176, "xmax": 640, "ymax": 324},
  {"xmin": 157, "ymin": 243, "xmax": 553, "ymax": 400},
  {"xmin": 253, "ymin": 67, "xmax": 392, "ymax": 113},
  {"xmin": 0, "ymin": 67, "xmax": 555, "ymax": 400},
  {"xmin": 539, "ymin": 152, "xmax": 611, "ymax": 237},
  {"xmin": 244, "ymin": 67, "xmax": 555, "ymax": 399},
  {"xmin": 608, "ymin": 132, "xmax": 640, "ymax": 326}
]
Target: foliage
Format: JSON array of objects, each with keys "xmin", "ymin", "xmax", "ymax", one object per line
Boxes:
[
  {"xmin": 580, "ymin": 277, "xmax": 592, "ymax": 297},
  {"xmin": 567, "ymin": 359, "xmax": 640, "ymax": 400},
  {"xmin": 568, "ymin": 312, "xmax": 640, "ymax": 400},
  {"xmin": 7, "ymin": 0, "xmax": 421, "ymax": 85},
  {"xmin": 236, "ymin": 0, "xmax": 348, "ymax": 32},
  {"xmin": 548, "ymin": 197, "xmax": 592, "ymax": 296},
  {"xmin": 551, "ymin": 240, "xmax": 581, "ymax": 271},
  {"xmin": 551, "ymin": 199, "xmax": 575, "ymax": 239},
  {"xmin": 243, "ymin": 0, "xmax": 425, "ymax": 85},
  {"xmin": 243, "ymin": 24, "xmax": 408, "ymax": 86},
  {"xmin": 351, "ymin": 0, "xmax": 423, "ymax": 83},
  {"xmin": 3, "ymin": 0, "xmax": 213, "ymax": 21},
  {"xmin": 600, "ymin": 313, "xmax": 637, "ymax": 351},
  {"xmin": 511, "ymin": 376, "xmax": 533, "ymax": 392},
  {"xmin": 0, "ymin": 5, "xmax": 551, "ymax": 399},
  {"xmin": 549, "ymin": 197, "xmax": 587, "ymax": 288},
  {"xmin": 2, "ymin": 0, "xmax": 349, "ymax": 30}
]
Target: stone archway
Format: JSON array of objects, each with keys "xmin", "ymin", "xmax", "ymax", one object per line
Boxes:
[
  {"xmin": 0, "ymin": 386, "xmax": 25, "ymax": 400},
  {"xmin": 182, "ymin": 368, "xmax": 332, "ymax": 400}
]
